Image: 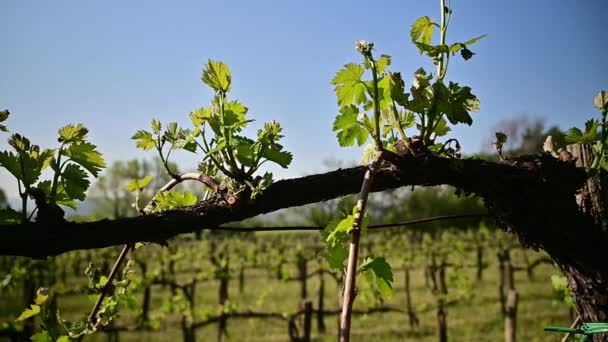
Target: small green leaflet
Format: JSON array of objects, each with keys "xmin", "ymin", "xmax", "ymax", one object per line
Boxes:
[
  {"xmin": 359, "ymin": 256, "xmax": 394, "ymax": 298},
  {"xmin": 331, "ymin": 63, "xmax": 368, "ymax": 106},
  {"xmin": 30, "ymin": 332, "xmax": 52, "ymax": 342},
  {"xmin": 433, "ymin": 118, "xmax": 451, "ymax": 137},
  {"xmin": 322, "ymin": 209, "xmax": 370, "ymax": 270},
  {"xmin": 442, "ymin": 82, "xmax": 479, "ymax": 126},
  {"xmin": 415, "ymin": 43, "xmax": 449, "ymax": 59},
  {"xmin": 202, "ymin": 59, "xmax": 232, "ymax": 93},
  {"xmin": 449, "ymin": 34, "xmax": 487, "ymax": 60},
  {"xmin": 15, "ymin": 304, "xmax": 41, "ymax": 321},
  {"xmin": 0, "ymin": 151, "xmax": 21, "ymax": 181},
  {"xmin": 151, "ymin": 118, "xmax": 162, "ymax": 134},
  {"xmin": 223, "ymin": 101, "xmax": 249, "ymax": 131},
  {"xmin": 0, "ymin": 110, "xmax": 9, "ymax": 132},
  {"xmin": 324, "ymin": 243, "xmax": 349, "ymax": 270},
  {"xmin": 565, "ymin": 119, "xmax": 600, "ymax": 144},
  {"xmin": 594, "ymin": 90, "xmax": 608, "ymax": 111},
  {"xmin": 0, "ymin": 208, "xmax": 21, "ymax": 224},
  {"xmin": 333, "ymin": 105, "xmax": 369, "ymax": 147},
  {"xmin": 132, "ymin": 130, "xmax": 156, "ymax": 150},
  {"xmin": 155, "ymin": 190, "xmax": 198, "ymax": 210},
  {"xmin": 163, "ymin": 122, "xmax": 198, "ymax": 152},
  {"xmin": 125, "ymin": 176, "xmax": 152, "ymax": 192},
  {"xmin": 322, "ymin": 217, "xmax": 350, "ymax": 270},
  {"xmin": 36, "ymin": 180, "xmax": 78, "ymax": 210},
  {"xmin": 0, "ymin": 150, "xmax": 45, "ymax": 186},
  {"xmin": 463, "ymin": 34, "xmax": 488, "ymax": 46},
  {"xmin": 58, "ymin": 123, "xmax": 88, "ymax": 143},
  {"xmin": 62, "ymin": 142, "xmax": 106, "ymax": 177},
  {"xmin": 261, "ymin": 144, "xmax": 293, "ymax": 168},
  {"xmin": 495, "ymin": 131, "xmax": 507, "ymax": 149},
  {"xmin": 376, "ymin": 54, "xmax": 392, "ymax": 74},
  {"xmin": 234, "ymin": 136, "xmax": 256, "ymax": 167},
  {"xmin": 410, "ymin": 16, "xmax": 436, "ymax": 53},
  {"xmin": 61, "ymin": 164, "xmax": 90, "ymax": 201}
]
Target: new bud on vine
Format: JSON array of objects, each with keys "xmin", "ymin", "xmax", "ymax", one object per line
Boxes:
[{"xmin": 355, "ymin": 40, "xmax": 374, "ymax": 55}]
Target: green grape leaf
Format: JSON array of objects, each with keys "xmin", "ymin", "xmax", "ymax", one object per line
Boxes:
[
  {"xmin": 376, "ymin": 54, "xmax": 392, "ymax": 74},
  {"xmin": 163, "ymin": 122, "xmax": 180, "ymax": 143},
  {"xmin": 8, "ymin": 133, "xmax": 31, "ymax": 153},
  {"xmin": 450, "ymin": 35, "xmax": 487, "ymax": 55},
  {"xmin": 15, "ymin": 304, "xmax": 41, "ymax": 321},
  {"xmin": 61, "ymin": 164, "xmax": 90, "ymax": 201},
  {"xmin": 202, "ymin": 59, "xmax": 232, "ymax": 93},
  {"xmin": 0, "ymin": 151, "xmax": 21, "ymax": 181},
  {"xmin": 155, "ymin": 190, "xmax": 198, "ymax": 211},
  {"xmin": 36, "ymin": 180, "xmax": 78, "ymax": 210},
  {"xmin": 1, "ymin": 147, "xmax": 44, "ymax": 186},
  {"xmin": 223, "ymin": 101, "xmax": 249, "ymax": 131},
  {"xmin": 442, "ymin": 82, "xmax": 479, "ymax": 125},
  {"xmin": 565, "ymin": 119, "xmax": 600, "ymax": 144},
  {"xmin": 58, "ymin": 123, "xmax": 88, "ymax": 143},
  {"xmin": 172, "ymin": 128, "xmax": 199, "ymax": 153},
  {"xmin": 125, "ymin": 176, "xmax": 152, "ymax": 192},
  {"xmin": 463, "ymin": 34, "xmax": 487, "ymax": 46},
  {"xmin": 233, "ymin": 136, "xmax": 256, "ymax": 167},
  {"xmin": 30, "ymin": 332, "xmax": 52, "ymax": 342},
  {"xmin": 359, "ymin": 256, "xmax": 393, "ymax": 297},
  {"xmin": 333, "ymin": 105, "xmax": 369, "ymax": 147},
  {"xmin": 205, "ymin": 140, "xmax": 227, "ymax": 158},
  {"xmin": 257, "ymin": 121, "xmax": 284, "ymax": 145},
  {"xmin": 433, "ymin": 117, "xmax": 451, "ymax": 137},
  {"xmin": 496, "ymin": 131, "xmax": 508, "ymax": 145},
  {"xmin": 408, "ymin": 68, "xmax": 433, "ymax": 114},
  {"xmin": 0, "ymin": 208, "xmax": 22, "ymax": 224},
  {"xmin": 410, "ymin": 16, "xmax": 436, "ymax": 52},
  {"xmin": 332, "ymin": 63, "xmax": 368, "ymax": 106},
  {"xmin": 321, "ymin": 217, "xmax": 350, "ymax": 270},
  {"xmin": 415, "ymin": 43, "xmax": 449, "ymax": 59},
  {"xmin": 262, "ymin": 144, "xmax": 293, "ymax": 168},
  {"xmin": 62, "ymin": 142, "xmax": 106, "ymax": 177},
  {"xmin": 594, "ymin": 90, "xmax": 608, "ymax": 111},
  {"xmin": 191, "ymin": 106, "xmax": 221, "ymax": 134},
  {"xmin": 163, "ymin": 122, "xmax": 198, "ymax": 152},
  {"xmin": 388, "ymin": 72, "xmax": 409, "ymax": 107},
  {"xmin": 132, "ymin": 130, "xmax": 156, "ymax": 150},
  {"xmin": 151, "ymin": 118, "xmax": 162, "ymax": 134},
  {"xmin": 324, "ymin": 243, "xmax": 348, "ymax": 270},
  {"xmin": 0, "ymin": 110, "xmax": 9, "ymax": 132}
]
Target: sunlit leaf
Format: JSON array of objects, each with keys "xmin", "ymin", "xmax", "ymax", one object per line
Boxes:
[
  {"xmin": 332, "ymin": 63, "xmax": 368, "ymax": 106},
  {"xmin": 410, "ymin": 16, "xmax": 436, "ymax": 52},
  {"xmin": 61, "ymin": 164, "xmax": 90, "ymax": 201},
  {"xmin": 15, "ymin": 304, "xmax": 41, "ymax": 321},
  {"xmin": 202, "ymin": 59, "xmax": 232, "ymax": 93},
  {"xmin": 125, "ymin": 176, "xmax": 153, "ymax": 192},
  {"xmin": 359, "ymin": 256, "xmax": 394, "ymax": 297},
  {"xmin": 58, "ymin": 123, "xmax": 88, "ymax": 143},
  {"xmin": 333, "ymin": 105, "xmax": 369, "ymax": 147},
  {"xmin": 131, "ymin": 130, "xmax": 156, "ymax": 151},
  {"xmin": 62, "ymin": 142, "xmax": 106, "ymax": 177}
]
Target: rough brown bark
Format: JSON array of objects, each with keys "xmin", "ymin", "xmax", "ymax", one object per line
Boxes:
[
  {"xmin": 562, "ymin": 145, "xmax": 608, "ymax": 342},
  {"xmin": 0, "ymin": 152, "xmax": 584, "ymax": 258},
  {"xmin": 0, "ymin": 150, "xmax": 607, "ymax": 334}
]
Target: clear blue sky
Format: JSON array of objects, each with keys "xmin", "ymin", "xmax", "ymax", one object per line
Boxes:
[{"xmin": 1, "ymin": 0, "xmax": 606, "ymax": 194}]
